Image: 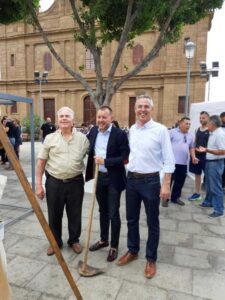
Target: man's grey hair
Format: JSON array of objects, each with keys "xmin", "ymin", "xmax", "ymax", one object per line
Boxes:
[
  {"xmin": 209, "ymin": 115, "xmax": 221, "ymax": 127},
  {"xmin": 57, "ymin": 107, "xmax": 74, "ymax": 119},
  {"xmin": 135, "ymin": 95, "xmax": 154, "ymax": 108}
]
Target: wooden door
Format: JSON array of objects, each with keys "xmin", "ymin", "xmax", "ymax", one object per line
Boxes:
[
  {"xmin": 44, "ymin": 99, "xmax": 55, "ymax": 124},
  {"xmin": 83, "ymin": 96, "xmax": 96, "ymax": 125}
]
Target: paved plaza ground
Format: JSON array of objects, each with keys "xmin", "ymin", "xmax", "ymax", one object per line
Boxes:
[{"xmin": 0, "ymin": 142, "xmax": 225, "ymax": 300}]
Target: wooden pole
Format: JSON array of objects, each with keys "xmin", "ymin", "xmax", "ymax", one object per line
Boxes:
[
  {"xmin": 0, "ymin": 123, "xmax": 82, "ymax": 300},
  {"xmin": 82, "ymin": 164, "xmax": 99, "ymax": 272},
  {"xmin": 0, "ymin": 243, "xmax": 12, "ymax": 300}
]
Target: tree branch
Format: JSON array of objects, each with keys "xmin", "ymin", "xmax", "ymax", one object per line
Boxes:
[
  {"xmin": 105, "ymin": 0, "xmax": 137, "ymax": 103},
  {"xmin": 27, "ymin": 0, "xmax": 94, "ymax": 99},
  {"xmin": 69, "ymin": 0, "xmax": 104, "ymax": 106},
  {"xmin": 112, "ymin": 0, "xmax": 182, "ymax": 93},
  {"xmin": 69, "ymin": 0, "xmax": 88, "ymax": 43}
]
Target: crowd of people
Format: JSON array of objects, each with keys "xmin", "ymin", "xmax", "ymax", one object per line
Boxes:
[
  {"xmin": 1, "ymin": 95, "xmax": 225, "ymax": 280},
  {"xmin": 0, "ymin": 116, "xmax": 22, "ymax": 170}
]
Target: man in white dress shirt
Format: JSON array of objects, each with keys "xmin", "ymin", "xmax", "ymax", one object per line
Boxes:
[{"xmin": 117, "ymin": 95, "xmax": 175, "ymax": 279}]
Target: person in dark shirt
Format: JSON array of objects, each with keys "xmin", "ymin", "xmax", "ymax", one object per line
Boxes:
[
  {"xmin": 40, "ymin": 117, "xmax": 56, "ymax": 141},
  {"xmin": 3, "ymin": 118, "xmax": 16, "ymax": 170},
  {"xmin": 0, "ymin": 116, "xmax": 8, "ymax": 164},
  {"xmin": 13, "ymin": 118, "xmax": 22, "ymax": 159},
  {"xmin": 188, "ymin": 111, "xmax": 209, "ymax": 201}
]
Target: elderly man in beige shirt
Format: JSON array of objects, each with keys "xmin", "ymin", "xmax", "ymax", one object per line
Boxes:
[{"xmin": 36, "ymin": 107, "xmax": 89, "ymax": 256}]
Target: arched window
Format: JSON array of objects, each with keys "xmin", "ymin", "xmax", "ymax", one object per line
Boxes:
[
  {"xmin": 83, "ymin": 96, "xmax": 96, "ymax": 125},
  {"xmin": 85, "ymin": 49, "xmax": 95, "ymax": 70},
  {"xmin": 133, "ymin": 44, "xmax": 144, "ymax": 65},
  {"xmin": 43, "ymin": 52, "xmax": 52, "ymax": 71}
]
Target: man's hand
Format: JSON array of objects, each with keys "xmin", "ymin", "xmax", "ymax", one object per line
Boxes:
[
  {"xmin": 160, "ymin": 183, "xmax": 170, "ymax": 201},
  {"xmin": 196, "ymin": 146, "xmax": 207, "ymax": 153},
  {"xmin": 36, "ymin": 184, "xmax": 45, "ymax": 200},
  {"xmin": 160, "ymin": 173, "xmax": 172, "ymax": 202},
  {"xmin": 192, "ymin": 156, "xmax": 199, "ymax": 164},
  {"xmin": 94, "ymin": 156, "xmax": 104, "ymax": 165}
]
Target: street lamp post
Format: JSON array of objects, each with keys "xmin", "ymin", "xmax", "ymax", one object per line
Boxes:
[
  {"xmin": 200, "ymin": 61, "xmax": 219, "ymax": 101},
  {"xmin": 34, "ymin": 70, "xmax": 48, "ymax": 123},
  {"xmin": 184, "ymin": 40, "xmax": 196, "ymax": 116}
]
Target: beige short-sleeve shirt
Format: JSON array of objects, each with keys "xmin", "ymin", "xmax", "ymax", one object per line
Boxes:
[{"xmin": 38, "ymin": 130, "xmax": 89, "ymax": 180}]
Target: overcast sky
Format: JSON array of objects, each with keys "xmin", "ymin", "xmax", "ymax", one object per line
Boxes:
[{"xmin": 41, "ymin": 0, "xmax": 225, "ymax": 102}]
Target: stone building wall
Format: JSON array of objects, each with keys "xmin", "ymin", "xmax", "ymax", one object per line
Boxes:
[{"xmin": 0, "ymin": 0, "xmax": 209, "ymax": 128}]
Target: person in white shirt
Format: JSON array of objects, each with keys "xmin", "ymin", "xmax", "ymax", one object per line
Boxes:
[
  {"xmin": 197, "ymin": 115, "xmax": 225, "ymax": 218},
  {"xmin": 117, "ymin": 95, "xmax": 175, "ymax": 279}
]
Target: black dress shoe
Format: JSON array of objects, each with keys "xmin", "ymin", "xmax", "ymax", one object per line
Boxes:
[
  {"xmin": 172, "ymin": 199, "xmax": 185, "ymax": 206},
  {"xmin": 89, "ymin": 240, "xmax": 109, "ymax": 251},
  {"xmin": 107, "ymin": 248, "xmax": 118, "ymax": 262}
]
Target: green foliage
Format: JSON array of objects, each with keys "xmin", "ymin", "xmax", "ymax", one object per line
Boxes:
[
  {"xmin": 78, "ymin": 65, "xmax": 85, "ymax": 71},
  {"xmin": 22, "ymin": 114, "xmax": 41, "ymax": 134},
  {"xmin": 0, "ymin": 0, "xmax": 39, "ymax": 25},
  {"xmin": 123, "ymin": 65, "xmax": 129, "ymax": 71},
  {"xmin": 77, "ymin": 0, "xmax": 223, "ymax": 47}
]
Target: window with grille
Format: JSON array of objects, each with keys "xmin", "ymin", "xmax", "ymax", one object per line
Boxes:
[
  {"xmin": 178, "ymin": 96, "xmax": 185, "ymax": 113},
  {"xmin": 43, "ymin": 52, "xmax": 52, "ymax": 71},
  {"xmin": 133, "ymin": 44, "xmax": 144, "ymax": 65},
  {"xmin": 85, "ymin": 49, "xmax": 95, "ymax": 70}
]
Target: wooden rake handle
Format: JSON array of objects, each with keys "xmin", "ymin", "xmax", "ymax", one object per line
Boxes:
[{"xmin": 82, "ymin": 164, "xmax": 99, "ymax": 271}]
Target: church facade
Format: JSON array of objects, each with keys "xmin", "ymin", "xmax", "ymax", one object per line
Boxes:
[{"xmin": 0, "ymin": 0, "xmax": 211, "ymax": 127}]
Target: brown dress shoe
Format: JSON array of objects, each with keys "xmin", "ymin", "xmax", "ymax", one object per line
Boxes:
[
  {"xmin": 107, "ymin": 248, "xmax": 118, "ymax": 262},
  {"xmin": 71, "ymin": 243, "xmax": 82, "ymax": 254},
  {"xmin": 117, "ymin": 251, "xmax": 138, "ymax": 266},
  {"xmin": 145, "ymin": 261, "xmax": 156, "ymax": 279}
]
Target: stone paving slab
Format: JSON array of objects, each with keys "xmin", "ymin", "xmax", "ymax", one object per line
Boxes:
[
  {"xmin": 1, "ymin": 142, "xmax": 225, "ymax": 300},
  {"xmin": 193, "ymin": 270, "xmax": 225, "ymax": 300},
  {"xmin": 27, "ymin": 264, "xmax": 80, "ymax": 298},
  {"xmin": 7, "ymin": 256, "xmax": 46, "ymax": 287},
  {"xmin": 115, "ymin": 281, "xmax": 167, "ymax": 300}
]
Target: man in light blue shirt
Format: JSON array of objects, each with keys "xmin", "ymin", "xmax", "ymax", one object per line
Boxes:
[
  {"xmin": 118, "ymin": 95, "xmax": 175, "ymax": 279},
  {"xmin": 168, "ymin": 117, "xmax": 196, "ymax": 206},
  {"xmin": 85, "ymin": 106, "xmax": 129, "ymax": 262}
]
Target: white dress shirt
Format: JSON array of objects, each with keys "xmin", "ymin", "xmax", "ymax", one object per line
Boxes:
[
  {"xmin": 206, "ymin": 127, "xmax": 225, "ymax": 160},
  {"xmin": 127, "ymin": 119, "xmax": 175, "ymax": 174}
]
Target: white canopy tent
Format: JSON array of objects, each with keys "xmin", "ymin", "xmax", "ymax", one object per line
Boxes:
[{"xmin": 189, "ymin": 101, "xmax": 225, "ymax": 133}]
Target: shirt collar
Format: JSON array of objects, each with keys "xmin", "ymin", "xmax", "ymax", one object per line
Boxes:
[
  {"xmin": 135, "ymin": 119, "xmax": 153, "ymax": 129},
  {"xmin": 98, "ymin": 124, "xmax": 112, "ymax": 133}
]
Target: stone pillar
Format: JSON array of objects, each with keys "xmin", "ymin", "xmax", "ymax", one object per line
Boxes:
[
  {"xmin": 58, "ymin": 90, "xmax": 65, "ymax": 109},
  {"xmin": 26, "ymin": 44, "xmax": 34, "ymax": 80}
]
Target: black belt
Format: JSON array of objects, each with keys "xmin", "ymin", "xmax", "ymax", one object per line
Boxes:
[
  {"xmin": 46, "ymin": 172, "xmax": 83, "ymax": 183},
  {"xmin": 98, "ymin": 171, "xmax": 108, "ymax": 176},
  {"xmin": 206, "ymin": 159, "xmax": 224, "ymax": 162},
  {"xmin": 128, "ymin": 171, "xmax": 159, "ymax": 178}
]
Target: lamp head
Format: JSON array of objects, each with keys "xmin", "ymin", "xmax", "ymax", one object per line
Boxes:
[
  {"xmin": 42, "ymin": 71, "xmax": 48, "ymax": 78},
  {"xmin": 185, "ymin": 40, "xmax": 196, "ymax": 59},
  {"xmin": 34, "ymin": 70, "xmax": 40, "ymax": 78}
]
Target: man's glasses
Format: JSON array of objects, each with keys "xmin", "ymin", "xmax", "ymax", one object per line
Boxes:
[{"xmin": 184, "ymin": 136, "xmax": 187, "ymax": 143}]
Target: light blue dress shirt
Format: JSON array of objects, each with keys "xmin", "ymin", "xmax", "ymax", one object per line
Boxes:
[
  {"xmin": 169, "ymin": 127, "xmax": 195, "ymax": 165},
  {"xmin": 94, "ymin": 124, "xmax": 112, "ymax": 172}
]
